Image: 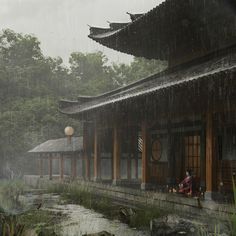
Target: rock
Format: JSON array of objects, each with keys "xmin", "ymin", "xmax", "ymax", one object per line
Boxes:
[
  {"xmin": 83, "ymin": 231, "xmax": 114, "ymax": 236},
  {"xmin": 150, "ymin": 214, "xmax": 198, "ymax": 236},
  {"xmin": 207, "ymin": 222, "xmax": 230, "ymax": 236},
  {"xmin": 119, "ymin": 207, "xmax": 136, "ymax": 224},
  {"xmin": 24, "ymin": 229, "xmax": 38, "ymax": 236}
]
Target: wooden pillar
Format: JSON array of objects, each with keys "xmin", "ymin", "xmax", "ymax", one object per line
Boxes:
[
  {"xmin": 49, "ymin": 155, "xmax": 52, "ymax": 180},
  {"xmin": 94, "ymin": 126, "xmax": 100, "ymax": 181},
  {"xmin": 134, "ymin": 130, "xmax": 139, "ymax": 180},
  {"xmin": 39, "ymin": 156, "xmax": 43, "ymax": 178},
  {"xmin": 71, "ymin": 156, "xmax": 77, "ymax": 179},
  {"xmin": 70, "ymin": 157, "xmax": 73, "ymax": 179},
  {"xmin": 83, "ymin": 124, "xmax": 90, "ymax": 180},
  {"xmin": 200, "ymin": 127, "xmax": 206, "ymax": 189},
  {"xmin": 205, "ymin": 111, "xmax": 215, "ymax": 199},
  {"xmin": 135, "ymin": 158, "xmax": 139, "ymax": 179},
  {"xmin": 60, "ymin": 155, "xmax": 64, "ymax": 180},
  {"xmin": 141, "ymin": 121, "xmax": 151, "ymax": 190},
  {"xmin": 166, "ymin": 128, "xmax": 174, "ymax": 185},
  {"xmin": 127, "ymin": 157, "xmax": 131, "ymax": 181},
  {"xmin": 113, "ymin": 124, "xmax": 121, "ymax": 185}
]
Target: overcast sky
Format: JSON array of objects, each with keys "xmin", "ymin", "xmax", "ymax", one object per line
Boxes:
[{"xmin": 0, "ymin": 0, "xmax": 164, "ymax": 65}]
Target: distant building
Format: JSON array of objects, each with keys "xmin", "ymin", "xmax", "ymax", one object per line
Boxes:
[
  {"xmin": 29, "ymin": 137, "xmax": 83, "ymax": 180},
  {"xmin": 60, "ymin": 0, "xmax": 236, "ymax": 200}
]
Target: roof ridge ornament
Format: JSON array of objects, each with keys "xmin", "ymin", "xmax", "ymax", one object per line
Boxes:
[{"xmin": 126, "ymin": 12, "xmax": 144, "ymax": 21}]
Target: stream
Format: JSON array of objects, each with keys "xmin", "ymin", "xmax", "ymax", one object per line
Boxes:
[{"xmin": 20, "ymin": 192, "xmax": 150, "ymax": 236}]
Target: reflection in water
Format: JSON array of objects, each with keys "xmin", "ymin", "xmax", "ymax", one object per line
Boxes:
[
  {"xmin": 22, "ymin": 193, "xmax": 149, "ymax": 236},
  {"xmin": 54, "ymin": 204, "xmax": 149, "ymax": 236}
]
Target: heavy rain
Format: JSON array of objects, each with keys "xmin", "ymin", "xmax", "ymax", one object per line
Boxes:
[{"xmin": 0, "ymin": 0, "xmax": 236, "ymax": 235}]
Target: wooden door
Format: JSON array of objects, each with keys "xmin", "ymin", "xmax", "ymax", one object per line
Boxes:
[{"xmin": 184, "ymin": 134, "xmax": 201, "ymax": 178}]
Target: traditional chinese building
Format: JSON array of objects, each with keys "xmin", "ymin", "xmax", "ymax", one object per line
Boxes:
[
  {"xmin": 29, "ymin": 137, "xmax": 83, "ymax": 180},
  {"xmin": 59, "ymin": 0, "xmax": 236, "ymax": 200}
]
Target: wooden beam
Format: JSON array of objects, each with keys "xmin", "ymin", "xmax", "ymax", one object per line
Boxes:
[{"xmin": 113, "ymin": 124, "xmax": 121, "ymax": 185}]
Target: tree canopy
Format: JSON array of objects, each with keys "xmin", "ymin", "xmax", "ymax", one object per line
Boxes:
[{"xmin": 0, "ymin": 29, "xmax": 167, "ymax": 175}]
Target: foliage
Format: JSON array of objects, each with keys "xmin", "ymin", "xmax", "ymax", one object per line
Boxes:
[
  {"xmin": 69, "ymin": 51, "xmax": 116, "ymax": 95},
  {"xmin": 231, "ymin": 177, "xmax": 236, "ymax": 235},
  {"xmin": 18, "ymin": 209, "xmax": 62, "ymax": 235},
  {"xmin": 0, "ymin": 214, "xmax": 25, "ymax": 236},
  {"xmin": 0, "ymin": 28, "xmax": 167, "ymax": 175},
  {"xmin": 110, "ymin": 57, "xmax": 167, "ymax": 86},
  {"xmin": 129, "ymin": 207, "xmax": 161, "ymax": 228},
  {"xmin": 0, "ymin": 180, "xmax": 26, "ymax": 212}
]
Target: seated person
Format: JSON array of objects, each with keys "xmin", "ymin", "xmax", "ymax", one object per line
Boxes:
[{"xmin": 179, "ymin": 170, "xmax": 193, "ymax": 195}]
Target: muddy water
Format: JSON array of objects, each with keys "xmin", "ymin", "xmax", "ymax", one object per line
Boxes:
[{"xmin": 21, "ymin": 193, "xmax": 150, "ymax": 236}]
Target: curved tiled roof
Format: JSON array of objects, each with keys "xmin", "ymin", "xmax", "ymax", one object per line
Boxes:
[
  {"xmin": 28, "ymin": 137, "xmax": 83, "ymax": 154},
  {"xmin": 88, "ymin": 0, "xmax": 236, "ymax": 64},
  {"xmin": 59, "ymin": 48, "xmax": 236, "ymax": 115}
]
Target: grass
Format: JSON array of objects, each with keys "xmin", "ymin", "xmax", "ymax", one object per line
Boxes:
[
  {"xmin": 198, "ymin": 177, "xmax": 236, "ymax": 236},
  {"xmin": 18, "ymin": 209, "xmax": 63, "ymax": 235},
  {"xmin": 230, "ymin": 177, "xmax": 236, "ymax": 235},
  {"xmin": 129, "ymin": 206, "xmax": 161, "ymax": 228},
  {"xmin": 0, "ymin": 180, "xmax": 26, "ymax": 213},
  {"xmin": 47, "ymin": 182, "xmax": 119, "ymax": 218},
  {"xmin": 0, "ymin": 214, "xmax": 25, "ymax": 236},
  {"xmin": 0, "ymin": 209, "xmax": 62, "ymax": 236},
  {"xmin": 0, "ymin": 180, "xmax": 62, "ymax": 236}
]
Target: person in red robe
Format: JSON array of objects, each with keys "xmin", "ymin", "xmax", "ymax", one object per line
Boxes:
[{"xmin": 179, "ymin": 170, "xmax": 193, "ymax": 195}]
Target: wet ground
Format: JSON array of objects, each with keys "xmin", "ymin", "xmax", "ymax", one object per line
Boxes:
[{"xmin": 21, "ymin": 192, "xmax": 150, "ymax": 236}]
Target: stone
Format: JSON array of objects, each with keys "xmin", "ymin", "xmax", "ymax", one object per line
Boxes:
[
  {"xmin": 118, "ymin": 207, "xmax": 136, "ymax": 224},
  {"xmin": 83, "ymin": 231, "xmax": 114, "ymax": 236},
  {"xmin": 150, "ymin": 214, "xmax": 198, "ymax": 236}
]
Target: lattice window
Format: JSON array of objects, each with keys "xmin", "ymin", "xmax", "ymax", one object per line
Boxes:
[{"xmin": 184, "ymin": 135, "xmax": 200, "ymax": 178}]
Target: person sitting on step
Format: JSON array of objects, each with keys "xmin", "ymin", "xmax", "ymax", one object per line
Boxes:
[{"xmin": 179, "ymin": 170, "xmax": 193, "ymax": 196}]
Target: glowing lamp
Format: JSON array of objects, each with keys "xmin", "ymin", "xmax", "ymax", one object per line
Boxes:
[
  {"xmin": 64, "ymin": 126, "xmax": 74, "ymax": 144},
  {"xmin": 64, "ymin": 126, "xmax": 74, "ymax": 136}
]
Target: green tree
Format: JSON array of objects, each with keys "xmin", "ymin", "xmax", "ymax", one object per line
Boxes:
[
  {"xmin": 110, "ymin": 57, "xmax": 167, "ymax": 86},
  {"xmin": 0, "ymin": 28, "xmax": 167, "ymax": 176},
  {"xmin": 69, "ymin": 51, "xmax": 116, "ymax": 95}
]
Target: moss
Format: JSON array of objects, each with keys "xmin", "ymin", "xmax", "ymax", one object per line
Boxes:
[
  {"xmin": 18, "ymin": 209, "xmax": 63, "ymax": 235},
  {"xmin": 129, "ymin": 207, "xmax": 162, "ymax": 228}
]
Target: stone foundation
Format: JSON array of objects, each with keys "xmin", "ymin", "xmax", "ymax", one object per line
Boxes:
[{"xmin": 24, "ymin": 175, "xmax": 234, "ymax": 219}]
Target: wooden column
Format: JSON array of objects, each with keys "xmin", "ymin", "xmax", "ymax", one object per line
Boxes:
[
  {"xmin": 60, "ymin": 155, "xmax": 64, "ymax": 180},
  {"xmin": 205, "ymin": 111, "xmax": 215, "ymax": 199},
  {"xmin": 134, "ymin": 130, "xmax": 139, "ymax": 180},
  {"xmin": 141, "ymin": 121, "xmax": 151, "ymax": 190},
  {"xmin": 71, "ymin": 156, "xmax": 77, "ymax": 180},
  {"xmin": 70, "ymin": 157, "xmax": 73, "ymax": 179},
  {"xmin": 39, "ymin": 156, "xmax": 43, "ymax": 178},
  {"xmin": 127, "ymin": 157, "xmax": 131, "ymax": 181},
  {"xmin": 112, "ymin": 124, "xmax": 121, "ymax": 185},
  {"xmin": 166, "ymin": 129, "xmax": 174, "ymax": 185},
  {"xmin": 49, "ymin": 155, "xmax": 52, "ymax": 180},
  {"xmin": 200, "ymin": 128, "xmax": 206, "ymax": 189},
  {"xmin": 94, "ymin": 126, "xmax": 100, "ymax": 181},
  {"xmin": 135, "ymin": 158, "xmax": 139, "ymax": 180},
  {"xmin": 83, "ymin": 124, "xmax": 90, "ymax": 180},
  {"xmin": 74, "ymin": 158, "xmax": 77, "ymax": 178}
]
